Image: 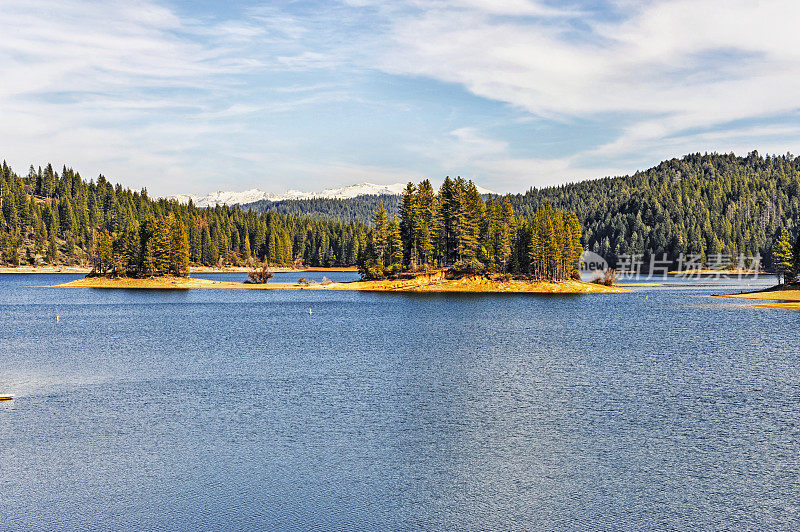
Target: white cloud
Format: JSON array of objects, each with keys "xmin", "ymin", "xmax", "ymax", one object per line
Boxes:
[
  {"xmin": 3, "ymin": 0, "xmax": 800, "ymax": 197},
  {"xmin": 377, "ymin": 0, "xmax": 800, "ymax": 168}
]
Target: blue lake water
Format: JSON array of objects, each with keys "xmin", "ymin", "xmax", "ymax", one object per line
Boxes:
[{"xmin": 1, "ymin": 273, "xmax": 798, "ymax": 530}]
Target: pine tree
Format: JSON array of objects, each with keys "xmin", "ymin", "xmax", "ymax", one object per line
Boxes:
[
  {"xmin": 399, "ymin": 182, "xmax": 418, "ymax": 267},
  {"xmin": 388, "ymin": 215, "xmax": 404, "ymax": 268},
  {"xmin": 121, "ymin": 222, "xmax": 140, "ymax": 276},
  {"xmin": 416, "ymin": 180, "xmax": 437, "ymax": 267},
  {"xmin": 565, "ymin": 213, "xmax": 583, "ymax": 278},
  {"xmin": 200, "ymin": 225, "xmax": 212, "ymax": 265},
  {"xmin": 464, "ymin": 181, "xmax": 485, "ymax": 264},
  {"xmin": 552, "ymin": 210, "xmax": 567, "ymax": 279},
  {"xmin": 793, "ymin": 232, "xmax": 800, "ymax": 280},
  {"xmin": 93, "ymin": 230, "xmax": 115, "ymax": 275},
  {"xmin": 437, "ymin": 177, "xmax": 457, "ymax": 265},
  {"xmin": 169, "ymin": 215, "xmax": 190, "ymax": 276},
  {"xmin": 151, "ymin": 218, "xmax": 171, "ymax": 274},
  {"xmin": 772, "ymin": 227, "xmax": 794, "ymax": 284},
  {"xmin": 46, "ymin": 235, "xmax": 58, "ymax": 264},
  {"xmin": 372, "ymin": 200, "xmax": 389, "ymax": 266},
  {"xmin": 242, "ymin": 233, "xmax": 251, "ymax": 260},
  {"xmin": 498, "ymin": 196, "xmax": 515, "ymax": 271}
]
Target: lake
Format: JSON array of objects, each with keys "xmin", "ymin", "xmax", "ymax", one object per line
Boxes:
[{"xmin": 1, "ymin": 272, "xmax": 798, "ymax": 529}]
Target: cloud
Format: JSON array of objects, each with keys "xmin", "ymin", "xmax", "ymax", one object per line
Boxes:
[
  {"xmin": 376, "ymin": 0, "xmax": 800, "ymax": 166},
  {"xmin": 2, "ymin": 0, "xmax": 800, "ymax": 197}
]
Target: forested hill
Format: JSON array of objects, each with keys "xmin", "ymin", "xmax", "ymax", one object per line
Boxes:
[
  {"xmin": 2, "ymin": 151, "xmax": 798, "ymax": 270},
  {"xmin": 246, "ymin": 151, "xmax": 800, "ymax": 267},
  {"xmin": 510, "ymin": 151, "xmax": 799, "ymax": 265},
  {"xmin": 0, "ymin": 162, "xmax": 369, "ymax": 267},
  {"xmin": 245, "ymin": 194, "xmax": 399, "ymax": 222}
]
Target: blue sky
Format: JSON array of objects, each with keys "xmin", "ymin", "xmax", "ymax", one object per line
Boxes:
[{"xmin": 2, "ymin": 0, "xmax": 800, "ymax": 196}]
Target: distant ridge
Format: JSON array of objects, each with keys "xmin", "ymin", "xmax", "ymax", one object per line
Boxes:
[{"xmin": 173, "ymin": 182, "xmax": 495, "ymax": 207}]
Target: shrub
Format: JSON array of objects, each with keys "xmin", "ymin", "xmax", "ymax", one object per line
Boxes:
[
  {"xmin": 359, "ymin": 257, "xmax": 385, "ymax": 280},
  {"xmin": 450, "ymin": 259, "xmax": 485, "ymax": 275},
  {"xmin": 247, "ymin": 264, "xmax": 274, "ymax": 284},
  {"xmin": 593, "ymin": 268, "xmax": 617, "ymax": 286}
]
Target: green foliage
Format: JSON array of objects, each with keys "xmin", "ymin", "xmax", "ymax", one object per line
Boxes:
[
  {"xmin": 359, "ymin": 178, "xmax": 580, "ymax": 281},
  {"xmin": 508, "ymin": 151, "xmax": 800, "ymax": 270},
  {"xmin": 357, "ymin": 241, "xmax": 384, "ymax": 280},
  {"xmin": 371, "ymin": 200, "xmax": 389, "ymax": 265},
  {"xmin": 169, "ymin": 215, "xmax": 190, "ymax": 276},
  {"xmin": 249, "ymin": 151, "xmax": 800, "ymax": 272},
  {"xmin": 794, "ymin": 233, "xmax": 800, "ymax": 279},
  {"xmin": 450, "ymin": 259, "xmax": 485, "ymax": 275},
  {"xmin": 0, "ymin": 159, "xmax": 368, "ymax": 269},
  {"xmin": 772, "ymin": 227, "xmax": 795, "ymax": 284}
]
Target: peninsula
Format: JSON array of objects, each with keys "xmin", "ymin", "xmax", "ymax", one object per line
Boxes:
[{"xmin": 717, "ymin": 282, "xmax": 800, "ymax": 309}]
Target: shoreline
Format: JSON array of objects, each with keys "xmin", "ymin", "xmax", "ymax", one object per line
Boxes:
[
  {"xmin": 666, "ymin": 269, "xmax": 764, "ymax": 276},
  {"xmin": 0, "ymin": 265, "xmax": 357, "ymax": 275},
  {"xmin": 716, "ymin": 283, "xmax": 800, "ymax": 310},
  {"xmin": 54, "ymin": 273, "xmax": 628, "ymax": 294}
]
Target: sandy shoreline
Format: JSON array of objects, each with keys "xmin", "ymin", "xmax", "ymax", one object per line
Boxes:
[
  {"xmin": 54, "ymin": 273, "xmax": 628, "ymax": 294},
  {"xmin": 717, "ymin": 285, "xmax": 800, "ymax": 310},
  {"xmin": 1, "ymin": 265, "xmax": 357, "ymax": 274}
]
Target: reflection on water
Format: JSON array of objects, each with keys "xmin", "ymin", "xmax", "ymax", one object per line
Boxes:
[{"xmin": 0, "ymin": 273, "xmax": 798, "ymax": 529}]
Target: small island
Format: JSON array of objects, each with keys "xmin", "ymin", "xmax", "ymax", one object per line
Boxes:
[
  {"xmin": 54, "ymin": 179, "xmax": 627, "ymax": 295},
  {"xmin": 56, "ymin": 270, "xmax": 626, "ymax": 293}
]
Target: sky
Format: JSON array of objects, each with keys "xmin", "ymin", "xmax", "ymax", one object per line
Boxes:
[{"xmin": 2, "ymin": 0, "xmax": 800, "ymax": 197}]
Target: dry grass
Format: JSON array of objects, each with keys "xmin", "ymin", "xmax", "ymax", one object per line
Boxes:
[
  {"xmin": 2, "ymin": 265, "xmax": 357, "ymax": 275},
  {"xmin": 716, "ymin": 283, "xmax": 800, "ymax": 310},
  {"xmin": 752, "ymin": 302, "xmax": 800, "ymax": 310},
  {"xmin": 55, "ymin": 276, "xmax": 296, "ymax": 290},
  {"xmin": 334, "ymin": 272, "xmax": 626, "ymax": 293},
  {"xmin": 55, "ymin": 272, "xmax": 628, "ymax": 294}
]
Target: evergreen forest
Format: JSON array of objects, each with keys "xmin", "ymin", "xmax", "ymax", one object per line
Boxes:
[
  {"xmin": 0, "ymin": 162, "xmax": 369, "ymax": 271},
  {"xmin": 358, "ymin": 177, "xmax": 583, "ymax": 281},
  {"xmin": 3, "ymin": 151, "xmax": 800, "ymax": 279},
  {"xmin": 248, "ymin": 151, "xmax": 800, "ymax": 271}
]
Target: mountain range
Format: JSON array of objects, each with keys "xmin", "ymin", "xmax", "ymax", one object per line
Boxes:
[{"xmin": 172, "ymin": 181, "xmax": 495, "ymax": 207}]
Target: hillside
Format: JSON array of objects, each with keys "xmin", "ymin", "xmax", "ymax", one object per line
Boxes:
[
  {"xmin": 247, "ymin": 152, "xmax": 800, "ymax": 268},
  {"xmin": 511, "ymin": 151, "xmax": 799, "ymax": 266},
  {"xmin": 0, "ymin": 163, "xmax": 369, "ymax": 268},
  {"xmin": 246, "ymin": 194, "xmax": 401, "ymax": 221},
  {"xmin": 2, "ymin": 151, "xmax": 799, "ymax": 271}
]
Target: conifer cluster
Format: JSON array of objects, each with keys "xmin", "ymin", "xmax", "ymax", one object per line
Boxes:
[
  {"xmin": 359, "ymin": 177, "xmax": 583, "ymax": 281},
  {"xmin": 0, "ymin": 161, "xmax": 368, "ymax": 269},
  {"xmin": 247, "ymin": 151, "xmax": 800, "ymax": 274},
  {"xmin": 91, "ymin": 213, "xmax": 190, "ymax": 277}
]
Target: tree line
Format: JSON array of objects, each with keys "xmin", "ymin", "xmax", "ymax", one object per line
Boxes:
[
  {"xmin": 246, "ymin": 151, "xmax": 800, "ymax": 273},
  {"xmin": 358, "ymin": 177, "xmax": 583, "ymax": 281},
  {"xmin": 247, "ymin": 194, "xmax": 399, "ymax": 222},
  {"xmin": 5, "ymin": 151, "xmax": 798, "ymax": 277},
  {"xmin": 0, "ymin": 161, "xmax": 369, "ymax": 270},
  {"xmin": 509, "ymin": 151, "xmax": 800, "ymax": 271}
]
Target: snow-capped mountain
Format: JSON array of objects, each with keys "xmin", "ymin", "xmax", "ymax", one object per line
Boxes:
[{"xmin": 172, "ymin": 182, "xmax": 495, "ymax": 207}]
